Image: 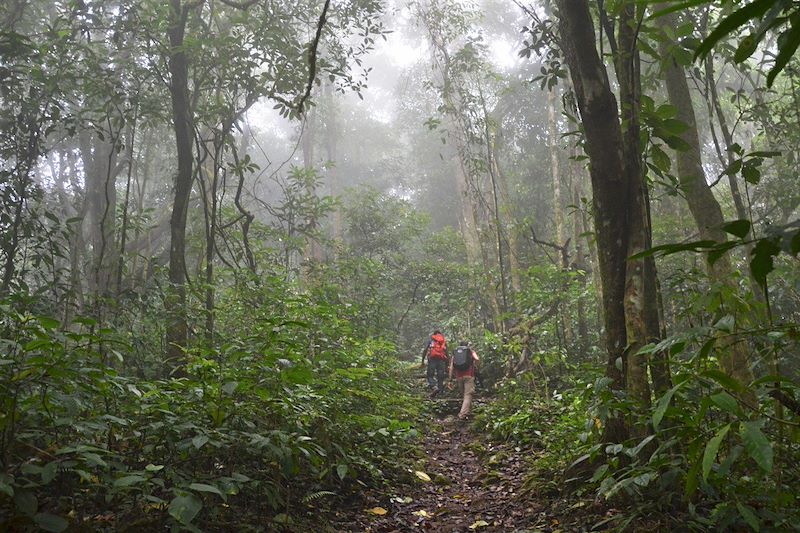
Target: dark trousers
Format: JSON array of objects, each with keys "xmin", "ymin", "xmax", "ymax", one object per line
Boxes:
[{"xmin": 426, "ymin": 358, "xmax": 447, "ymax": 391}]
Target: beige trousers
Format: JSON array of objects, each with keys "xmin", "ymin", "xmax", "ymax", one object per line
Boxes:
[{"xmin": 457, "ymin": 376, "xmax": 475, "ymax": 419}]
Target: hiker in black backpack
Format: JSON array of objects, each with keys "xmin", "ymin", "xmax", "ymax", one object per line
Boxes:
[{"xmin": 447, "ymin": 341, "xmax": 480, "ymax": 420}]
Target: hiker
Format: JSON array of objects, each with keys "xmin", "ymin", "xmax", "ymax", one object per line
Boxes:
[
  {"xmin": 448, "ymin": 341, "xmax": 480, "ymax": 420},
  {"xmin": 421, "ymin": 330, "xmax": 448, "ymax": 396}
]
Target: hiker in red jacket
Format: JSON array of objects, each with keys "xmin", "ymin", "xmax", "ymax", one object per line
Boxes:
[
  {"xmin": 421, "ymin": 330, "xmax": 448, "ymax": 396},
  {"xmin": 448, "ymin": 341, "xmax": 480, "ymax": 420}
]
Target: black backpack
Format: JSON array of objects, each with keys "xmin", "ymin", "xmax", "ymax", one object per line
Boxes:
[{"xmin": 452, "ymin": 345, "xmax": 472, "ymax": 371}]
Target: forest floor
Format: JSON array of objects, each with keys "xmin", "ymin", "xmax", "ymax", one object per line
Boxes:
[{"xmin": 324, "ymin": 381, "xmax": 634, "ymax": 533}]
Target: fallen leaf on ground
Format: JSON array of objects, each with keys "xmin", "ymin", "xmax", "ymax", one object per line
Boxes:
[
  {"xmin": 469, "ymin": 520, "xmax": 489, "ymax": 529},
  {"xmin": 415, "ymin": 470, "xmax": 432, "ymax": 482},
  {"xmin": 366, "ymin": 507, "xmax": 388, "ymax": 515},
  {"xmin": 412, "ymin": 510, "xmax": 431, "ymax": 518}
]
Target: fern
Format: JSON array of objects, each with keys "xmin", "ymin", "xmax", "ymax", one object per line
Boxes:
[{"xmin": 302, "ymin": 490, "xmax": 337, "ymax": 504}]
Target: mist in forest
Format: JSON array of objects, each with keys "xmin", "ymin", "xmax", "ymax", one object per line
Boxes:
[{"xmin": 2, "ymin": 0, "xmax": 799, "ymax": 529}]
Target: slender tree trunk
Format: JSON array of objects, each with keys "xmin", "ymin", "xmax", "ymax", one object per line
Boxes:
[
  {"xmin": 166, "ymin": 0, "xmax": 194, "ymax": 372},
  {"xmin": 548, "ymin": 84, "xmax": 575, "ymax": 350},
  {"xmin": 79, "ymin": 129, "xmax": 122, "ymax": 302},
  {"xmin": 117, "ymin": 111, "xmax": 137, "ymax": 295},
  {"xmin": 656, "ymin": 9, "xmax": 755, "ymax": 394},
  {"xmin": 615, "ymin": 0, "xmax": 658, "ymax": 410},
  {"xmin": 573, "ymin": 186, "xmax": 589, "ymax": 352},
  {"xmin": 704, "ymin": 55, "xmax": 765, "ymax": 305},
  {"xmin": 481, "ymin": 91, "xmax": 508, "ymax": 322},
  {"xmin": 131, "ymin": 129, "xmax": 152, "ymax": 289},
  {"xmin": 302, "ymin": 106, "xmax": 323, "ymax": 266}
]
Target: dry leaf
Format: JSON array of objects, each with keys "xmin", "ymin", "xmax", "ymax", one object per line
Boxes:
[
  {"xmin": 414, "ymin": 470, "xmax": 431, "ymax": 482},
  {"xmin": 412, "ymin": 510, "xmax": 431, "ymax": 518},
  {"xmin": 469, "ymin": 520, "xmax": 489, "ymax": 529},
  {"xmin": 366, "ymin": 507, "xmax": 388, "ymax": 516}
]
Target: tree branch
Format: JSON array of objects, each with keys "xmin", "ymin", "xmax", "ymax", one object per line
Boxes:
[{"xmin": 296, "ymin": 0, "xmax": 331, "ymax": 114}]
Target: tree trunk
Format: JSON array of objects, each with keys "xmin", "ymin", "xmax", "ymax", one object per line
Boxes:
[
  {"xmin": 573, "ymin": 186, "xmax": 589, "ymax": 352},
  {"xmin": 656, "ymin": 9, "xmax": 755, "ymax": 394},
  {"xmin": 166, "ymin": 0, "xmax": 194, "ymax": 372},
  {"xmin": 614, "ymin": 0, "xmax": 659, "ymax": 409},
  {"xmin": 548, "ymin": 84, "xmax": 575, "ymax": 350},
  {"xmin": 704, "ymin": 55, "xmax": 765, "ymax": 305},
  {"xmin": 79, "ymin": 129, "xmax": 122, "ymax": 302},
  {"xmin": 556, "ymin": 0, "xmax": 630, "ymax": 442}
]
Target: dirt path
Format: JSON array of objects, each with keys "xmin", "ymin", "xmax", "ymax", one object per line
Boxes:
[{"xmin": 332, "ymin": 397, "xmax": 555, "ymax": 532}]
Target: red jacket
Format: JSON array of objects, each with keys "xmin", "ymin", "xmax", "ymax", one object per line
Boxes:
[{"xmin": 429, "ymin": 333, "xmax": 447, "ymax": 359}]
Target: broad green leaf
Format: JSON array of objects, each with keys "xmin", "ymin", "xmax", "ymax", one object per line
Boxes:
[
  {"xmin": 742, "ymin": 162, "xmax": 761, "ymax": 184},
  {"xmin": 695, "ymin": 0, "xmax": 774, "ymax": 60},
  {"xmin": 767, "ymin": 18, "xmax": 800, "ymax": 87},
  {"xmin": 591, "ymin": 464, "xmax": 609, "ymax": 482},
  {"xmin": 0, "ymin": 480, "xmax": 13, "ymax": 497},
  {"xmin": 737, "ymin": 502, "xmax": 760, "ymax": 531},
  {"xmin": 684, "ymin": 440, "xmax": 702, "ymax": 499},
  {"xmin": 722, "ymin": 159, "xmax": 742, "ymax": 176},
  {"xmin": 741, "ymin": 421, "xmax": 773, "ymax": 473},
  {"xmin": 169, "ymin": 494, "xmax": 203, "ymax": 524},
  {"xmin": 337, "ymin": 464, "xmax": 348, "ymax": 480},
  {"xmin": 33, "ymin": 513, "xmax": 68, "ymax": 532},
  {"xmin": 745, "ymin": 150, "xmax": 781, "ymax": 158},
  {"xmin": 660, "ymin": 118, "xmax": 689, "ymax": 135},
  {"xmin": 733, "ymin": 34, "xmax": 757, "ymax": 62},
  {"xmin": 701, "ymin": 369, "xmax": 745, "ymax": 392},
  {"xmin": 702, "ymin": 423, "xmax": 730, "ymax": 481},
  {"xmin": 651, "ymin": 144, "xmax": 671, "ymax": 173},
  {"xmin": 653, "ymin": 382, "xmax": 683, "ymax": 430},
  {"xmin": 192, "ymin": 435, "xmax": 209, "ymax": 449},
  {"xmin": 189, "ymin": 483, "xmax": 225, "ymax": 500},
  {"xmin": 114, "ymin": 475, "xmax": 146, "ymax": 488},
  {"xmin": 750, "ymin": 237, "xmax": 781, "ymax": 288},
  {"xmin": 710, "ymin": 392, "xmax": 740, "ymax": 416},
  {"xmin": 722, "ymin": 220, "xmax": 751, "ymax": 239},
  {"xmin": 37, "ymin": 316, "xmax": 59, "ymax": 330}
]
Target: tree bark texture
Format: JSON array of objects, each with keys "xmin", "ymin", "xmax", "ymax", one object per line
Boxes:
[
  {"xmin": 556, "ymin": 0, "xmax": 630, "ymax": 441},
  {"xmin": 614, "ymin": 0, "xmax": 659, "ymax": 408},
  {"xmin": 166, "ymin": 0, "xmax": 194, "ymax": 372}
]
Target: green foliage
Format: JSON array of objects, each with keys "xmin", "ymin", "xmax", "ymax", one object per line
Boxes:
[{"xmin": 0, "ymin": 274, "xmax": 421, "ymax": 529}]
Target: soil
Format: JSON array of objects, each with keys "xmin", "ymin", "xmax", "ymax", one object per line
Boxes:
[{"xmin": 328, "ymin": 396, "xmax": 563, "ymax": 533}]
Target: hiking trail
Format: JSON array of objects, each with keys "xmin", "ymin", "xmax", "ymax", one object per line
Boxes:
[{"xmin": 330, "ymin": 386, "xmax": 564, "ymax": 532}]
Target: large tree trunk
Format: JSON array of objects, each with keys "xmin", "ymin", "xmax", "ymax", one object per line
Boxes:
[
  {"xmin": 656, "ymin": 10, "xmax": 755, "ymax": 394},
  {"xmin": 166, "ymin": 0, "xmax": 194, "ymax": 372},
  {"xmin": 556, "ymin": 0, "xmax": 630, "ymax": 442}
]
